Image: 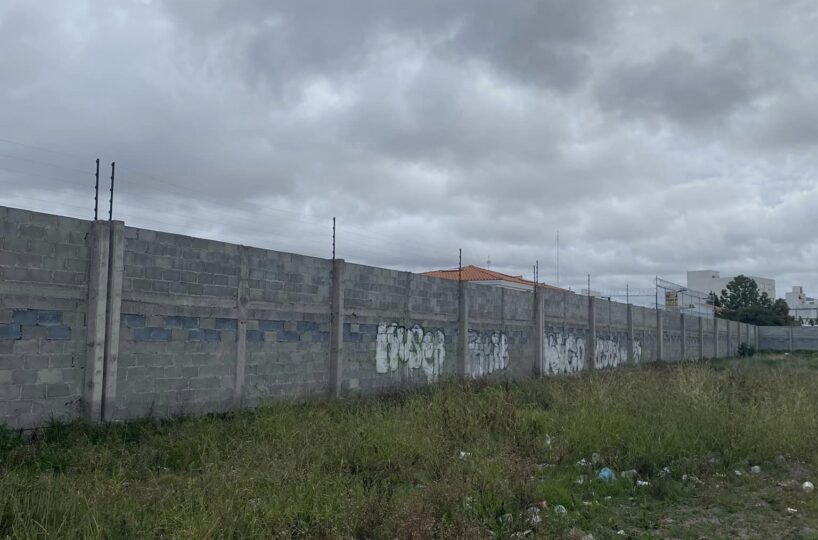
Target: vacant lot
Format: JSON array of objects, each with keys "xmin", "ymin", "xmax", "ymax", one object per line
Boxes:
[{"xmin": 2, "ymin": 353, "xmax": 818, "ymax": 539}]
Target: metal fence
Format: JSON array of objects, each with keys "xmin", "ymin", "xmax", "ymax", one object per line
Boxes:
[{"xmin": 561, "ymin": 276, "xmax": 715, "ymax": 318}]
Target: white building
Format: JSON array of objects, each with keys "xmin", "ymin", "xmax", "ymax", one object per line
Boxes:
[
  {"xmin": 687, "ymin": 270, "xmax": 776, "ymax": 300},
  {"xmin": 785, "ymin": 286, "xmax": 818, "ymax": 323}
]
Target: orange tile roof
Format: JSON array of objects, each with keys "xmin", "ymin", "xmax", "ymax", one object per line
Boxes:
[{"xmin": 422, "ymin": 265, "xmax": 566, "ymax": 291}]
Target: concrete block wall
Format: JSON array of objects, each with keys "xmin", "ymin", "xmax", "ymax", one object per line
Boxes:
[
  {"xmin": 467, "ymin": 285, "xmax": 534, "ymax": 381},
  {"xmin": 633, "ymin": 305, "xmax": 658, "ymax": 363},
  {"xmin": 342, "ymin": 265, "xmax": 460, "ymax": 394},
  {"xmin": 242, "ymin": 246, "xmax": 332, "ymax": 406},
  {"xmin": 663, "ymin": 312, "xmax": 683, "ymax": 362},
  {"xmin": 542, "ymin": 288, "xmax": 590, "ymax": 374},
  {"xmin": 0, "ymin": 207, "xmax": 91, "ymax": 429},
  {"xmin": 759, "ymin": 326, "xmax": 818, "ymax": 351},
  {"xmin": 0, "ymin": 205, "xmax": 765, "ymax": 430},
  {"xmin": 113, "ymin": 227, "xmax": 242, "ymax": 420},
  {"xmin": 592, "ymin": 298, "xmax": 630, "ymax": 370},
  {"xmin": 113, "ymin": 229, "xmax": 335, "ymax": 420}
]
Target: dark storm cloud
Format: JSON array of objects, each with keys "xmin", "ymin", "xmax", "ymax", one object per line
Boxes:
[
  {"xmin": 1, "ymin": 0, "xmax": 817, "ymax": 297},
  {"xmin": 595, "ymin": 40, "xmax": 781, "ymax": 127},
  {"xmin": 162, "ymin": 0, "xmax": 610, "ymax": 92}
]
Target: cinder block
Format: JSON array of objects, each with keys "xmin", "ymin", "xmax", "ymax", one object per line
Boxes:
[
  {"xmin": 0, "ymin": 385, "xmax": 21, "ymax": 400},
  {"xmin": 48, "ymin": 354, "xmax": 75, "ymax": 368},
  {"xmin": 247, "ymin": 330, "xmax": 264, "ymax": 343},
  {"xmin": 17, "ymin": 224, "xmax": 46, "ymax": 240},
  {"xmin": 152, "ymin": 281, "xmax": 170, "ymax": 293},
  {"xmin": 46, "ymin": 383, "xmax": 70, "ymax": 398},
  {"xmin": 156, "ymin": 378, "xmax": 188, "ymax": 392},
  {"xmin": 36, "ymin": 368, "xmax": 63, "ymax": 384},
  {"xmin": 259, "ymin": 320, "xmax": 284, "ymax": 332},
  {"xmin": 189, "ymin": 377, "xmax": 221, "ymax": 390},
  {"xmin": 12, "ymin": 310, "xmax": 37, "ymax": 325},
  {"xmin": 23, "ymin": 356, "xmax": 48, "ymax": 369},
  {"xmin": 277, "ymin": 330, "xmax": 300, "ymax": 343},
  {"xmin": 133, "ymin": 327, "xmax": 172, "ymax": 342},
  {"xmin": 297, "ymin": 321, "xmax": 320, "ymax": 332},
  {"xmin": 11, "ymin": 370, "xmax": 36, "ymax": 384},
  {"xmin": 215, "ymin": 318, "xmax": 237, "ymax": 331},
  {"xmin": 132, "ymin": 279, "xmax": 152, "ymax": 291},
  {"xmin": 164, "ymin": 316, "xmax": 199, "ymax": 329},
  {"xmin": 35, "ymin": 310, "xmax": 62, "ymax": 326},
  {"xmin": 20, "ymin": 384, "xmax": 46, "ymax": 400},
  {"xmin": 46, "ymin": 326, "xmax": 71, "ymax": 340},
  {"xmin": 0, "ymin": 324, "xmax": 21, "ymax": 341},
  {"xmin": 22, "ymin": 326, "xmax": 47, "ymax": 340},
  {"xmin": 188, "ymin": 329, "xmax": 220, "ymax": 342},
  {"xmin": 51, "ymin": 271, "xmax": 83, "ymax": 285},
  {"xmin": 121, "ymin": 314, "xmax": 146, "ymax": 328}
]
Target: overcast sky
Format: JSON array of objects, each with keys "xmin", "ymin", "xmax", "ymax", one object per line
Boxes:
[{"xmin": 1, "ymin": 1, "xmax": 817, "ymax": 299}]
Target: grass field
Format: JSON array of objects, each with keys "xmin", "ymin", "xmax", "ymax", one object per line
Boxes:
[{"xmin": 2, "ymin": 353, "xmax": 818, "ymax": 539}]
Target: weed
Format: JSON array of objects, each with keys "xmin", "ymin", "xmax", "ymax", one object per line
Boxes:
[{"xmin": 1, "ymin": 353, "xmax": 817, "ymax": 537}]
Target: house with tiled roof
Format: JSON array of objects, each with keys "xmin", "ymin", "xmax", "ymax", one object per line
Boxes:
[{"xmin": 422, "ymin": 265, "xmax": 567, "ymax": 293}]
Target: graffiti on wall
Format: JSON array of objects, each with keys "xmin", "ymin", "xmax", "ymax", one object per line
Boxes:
[
  {"xmin": 544, "ymin": 330, "xmax": 642, "ymax": 374},
  {"xmin": 544, "ymin": 331, "xmax": 586, "ymax": 374},
  {"xmin": 593, "ymin": 335, "xmax": 630, "ymax": 369},
  {"xmin": 468, "ymin": 330, "xmax": 509, "ymax": 378},
  {"xmin": 375, "ymin": 323, "xmax": 446, "ymax": 382}
]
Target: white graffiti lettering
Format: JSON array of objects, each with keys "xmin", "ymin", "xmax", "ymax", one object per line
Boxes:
[
  {"xmin": 467, "ymin": 330, "xmax": 509, "ymax": 378},
  {"xmin": 375, "ymin": 323, "xmax": 446, "ymax": 382},
  {"xmin": 544, "ymin": 331, "xmax": 642, "ymax": 373},
  {"xmin": 594, "ymin": 336, "xmax": 628, "ymax": 369},
  {"xmin": 544, "ymin": 332, "xmax": 586, "ymax": 374}
]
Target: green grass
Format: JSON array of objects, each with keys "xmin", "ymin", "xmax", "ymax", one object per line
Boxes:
[{"xmin": 2, "ymin": 353, "xmax": 818, "ymax": 538}]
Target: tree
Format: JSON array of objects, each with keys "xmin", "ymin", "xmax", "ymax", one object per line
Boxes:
[
  {"xmin": 718, "ymin": 275, "xmax": 771, "ymax": 310},
  {"xmin": 716, "ymin": 276, "xmax": 793, "ymax": 326}
]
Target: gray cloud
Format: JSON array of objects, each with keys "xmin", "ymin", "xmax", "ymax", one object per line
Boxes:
[
  {"xmin": 595, "ymin": 40, "xmax": 780, "ymax": 127},
  {"xmin": 1, "ymin": 0, "xmax": 817, "ymax": 298}
]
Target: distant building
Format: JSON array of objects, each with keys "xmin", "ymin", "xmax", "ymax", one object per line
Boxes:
[
  {"xmin": 687, "ymin": 270, "xmax": 776, "ymax": 300},
  {"xmin": 422, "ymin": 265, "xmax": 566, "ymax": 292},
  {"xmin": 785, "ymin": 286, "xmax": 818, "ymax": 323}
]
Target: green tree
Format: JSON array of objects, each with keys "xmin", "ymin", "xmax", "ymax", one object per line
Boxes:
[
  {"xmin": 716, "ymin": 276, "xmax": 792, "ymax": 326},
  {"xmin": 718, "ymin": 275, "xmax": 771, "ymax": 310}
]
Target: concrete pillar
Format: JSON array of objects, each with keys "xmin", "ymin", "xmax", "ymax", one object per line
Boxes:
[
  {"xmin": 698, "ymin": 316, "xmax": 704, "ymax": 361},
  {"xmin": 101, "ymin": 220, "xmax": 124, "ymax": 422},
  {"xmin": 714, "ymin": 319, "xmax": 721, "ymax": 359},
  {"xmin": 458, "ymin": 281, "xmax": 469, "ymax": 378},
  {"xmin": 680, "ymin": 314, "xmax": 686, "ymax": 361},
  {"xmin": 533, "ymin": 286, "xmax": 544, "ymax": 377},
  {"xmin": 656, "ymin": 308, "xmax": 664, "ymax": 362},
  {"xmin": 726, "ymin": 321, "xmax": 732, "ymax": 357},
  {"xmin": 626, "ymin": 304, "xmax": 635, "ymax": 364},
  {"xmin": 328, "ymin": 259, "xmax": 345, "ymax": 397},
  {"xmin": 587, "ymin": 296, "xmax": 596, "ymax": 370},
  {"xmin": 84, "ymin": 221, "xmax": 110, "ymax": 423},
  {"xmin": 788, "ymin": 325, "xmax": 794, "ymax": 353},
  {"xmin": 234, "ymin": 246, "xmax": 249, "ymax": 403}
]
